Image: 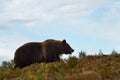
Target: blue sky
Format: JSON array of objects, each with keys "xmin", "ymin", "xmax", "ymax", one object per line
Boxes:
[{"xmin": 0, "ymin": 0, "xmax": 120, "ymax": 63}]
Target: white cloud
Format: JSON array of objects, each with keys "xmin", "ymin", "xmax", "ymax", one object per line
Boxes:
[
  {"xmin": 104, "ymin": 8, "xmax": 120, "ymax": 21},
  {"xmin": 5, "ymin": 0, "xmax": 35, "ymax": 11},
  {"xmin": 0, "ymin": 33, "xmax": 30, "ymax": 63},
  {"xmin": 0, "ymin": 0, "xmax": 117, "ymax": 28},
  {"xmin": 1, "ymin": 0, "xmax": 58, "ymax": 27},
  {"xmin": 76, "ymin": 22, "xmax": 120, "ymax": 43},
  {"xmin": 0, "ymin": 0, "xmax": 119, "ymax": 38}
]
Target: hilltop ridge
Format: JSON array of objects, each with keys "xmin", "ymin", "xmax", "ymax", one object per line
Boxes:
[{"xmin": 0, "ymin": 53, "xmax": 120, "ymax": 80}]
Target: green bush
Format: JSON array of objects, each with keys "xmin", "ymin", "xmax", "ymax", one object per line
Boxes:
[
  {"xmin": 67, "ymin": 56, "xmax": 79, "ymax": 68},
  {"xmin": 79, "ymin": 51, "xmax": 86, "ymax": 58}
]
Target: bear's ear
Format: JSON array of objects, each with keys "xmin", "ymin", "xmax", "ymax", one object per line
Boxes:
[{"xmin": 62, "ymin": 39, "xmax": 66, "ymax": 44}]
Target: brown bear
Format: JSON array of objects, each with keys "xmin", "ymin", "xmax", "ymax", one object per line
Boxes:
[{"xmin": 14, "ymin": 39, "xmax": 74, "ymax": 68}]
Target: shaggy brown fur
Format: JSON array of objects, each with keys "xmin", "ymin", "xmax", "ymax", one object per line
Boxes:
[{"xmin": 14, "ymin": 39, "xmax": 74, "ymax": 68}]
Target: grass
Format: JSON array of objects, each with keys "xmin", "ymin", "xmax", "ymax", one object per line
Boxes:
[{"xmin": 0, "ymin": 54, "xmax": 120, "ymax": 80}]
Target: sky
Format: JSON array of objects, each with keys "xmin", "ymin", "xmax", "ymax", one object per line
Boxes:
[{"xmin": 0, "ymin": 0, "xmax": 120, "ymax": 63}]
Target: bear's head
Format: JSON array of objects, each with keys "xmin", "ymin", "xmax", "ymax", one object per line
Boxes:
[
  {"xmin": 61, "ymin": 39, "xmax": 74, "ymax": 54},
  {"xmin": 45, "ymin": 39, "xmax": 74, "ymax": 55}
]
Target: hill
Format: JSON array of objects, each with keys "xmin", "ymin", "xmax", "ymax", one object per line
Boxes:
[{"xmin": 0, "ymin": 54, "xmax": 120, "ymax": 80}]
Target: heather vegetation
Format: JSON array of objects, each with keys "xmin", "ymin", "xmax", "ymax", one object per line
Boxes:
[{"xmin": 0, "ymin": 50, "xmax": 120, "ymax": 80}]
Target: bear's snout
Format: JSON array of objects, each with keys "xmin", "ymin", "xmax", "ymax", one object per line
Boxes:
[{"xmin": 71, "ymin": 49, "xmax": 74, "ymax": 52}]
